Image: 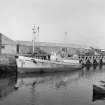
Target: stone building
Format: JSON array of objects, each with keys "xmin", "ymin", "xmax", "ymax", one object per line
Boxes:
[{"xmin": 0, "ymin": 33, "xmax": 16, "ymax": 55}]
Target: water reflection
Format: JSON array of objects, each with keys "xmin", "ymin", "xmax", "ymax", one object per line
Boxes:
[
  {"xmin": 55, "ymin": 79, "xmax": 67, "ymax": 89},
  {"xmin": 17, "ymin": 66, "xmax": 105, "ymax": 90},
  {"xmin": 1, "ymin": 65, "xmax": 105, "ymax": 105},
  {"xmin": 17, "ymin": 71, "xmax": 81, "ymax": 89},
  {"xmin": 0, "ymin": 73, "xmax": 17, "ymax": 100}
]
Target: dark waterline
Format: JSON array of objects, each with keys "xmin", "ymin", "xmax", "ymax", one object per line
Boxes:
[{"xmin": 1, "ymin": 66, "xmax": 105, "ymax": 105}]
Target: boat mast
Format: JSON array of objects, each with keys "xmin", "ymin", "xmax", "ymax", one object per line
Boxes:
[
  {"xmin": 64, "ymin": 32, "xmax": 68, "ymax": 43},
  {"xmin": 32, "ymin": 25, "xmax": 40, "ymax": 54},
  {"xmin": 32, "ymin": 25, "xmax": 36, "ymax": 54}
]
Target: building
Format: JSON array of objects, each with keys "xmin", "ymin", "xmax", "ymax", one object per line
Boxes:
[
  {"xmin": 0, "ymin": 33, "xmax": 90, "ymax": 56},
  {"xmin": 16, "ymin": 40, "xmax": 88, "ymax": 56},
  {"xmin": 0, "ymin": 33, "xmax": 16, "ymax": 54}
]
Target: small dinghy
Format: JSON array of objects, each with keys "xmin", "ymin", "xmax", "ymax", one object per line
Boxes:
[{"xmin": 93, "ymin": 81, "xmax": 105, "ymax": 102}]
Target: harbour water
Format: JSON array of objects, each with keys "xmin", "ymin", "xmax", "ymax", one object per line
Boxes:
[{"xmin": 1, "ymin": 66, "xmax": 105, "ymax": 105}]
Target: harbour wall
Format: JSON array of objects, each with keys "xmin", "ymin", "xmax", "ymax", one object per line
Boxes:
[{"xmin": 0, "ymin": 54, "xmax": 17, "ymax": 73}]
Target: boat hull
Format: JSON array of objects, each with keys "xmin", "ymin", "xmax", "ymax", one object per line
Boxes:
[
  {"xmin": 16, "ymin": 58, "xmax": 82, "ymax": 73},
  {"xmin": 93, "ymin": 84, "xmax": 105, "ymax": 95},
  {"xmin": 18, "ymin": 65, "xmax": 82, "ymax": 73},
  {"xmin": 93, "ymin": 84, "xmax": 105, "ymax": 102}
]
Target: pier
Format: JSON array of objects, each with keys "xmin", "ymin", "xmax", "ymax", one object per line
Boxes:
[{"xmin": 79, "ymin": 55, "xmax": 105, "ymax": 66}]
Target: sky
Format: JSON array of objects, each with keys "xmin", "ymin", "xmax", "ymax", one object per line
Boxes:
[{"xmin": 0, "ymin": 0, "xmax": 105, "ymax": 48}]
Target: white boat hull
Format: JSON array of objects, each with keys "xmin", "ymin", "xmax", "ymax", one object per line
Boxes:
[{"xmin": 16, "ymin": 56, "xmax": 82, "ymax": 73}]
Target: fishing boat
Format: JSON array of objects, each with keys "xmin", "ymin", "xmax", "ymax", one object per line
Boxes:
[
  {"xmin": 0, "ymin": 73, "xmax": 17, "ymax": 100},
  {"xmin": 16, "ymin": 55, "xmax": 82, "ymax": 73},
  {"xmin": 16, "ymin": 25, "xmax": 82, "ymax": 73}
]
